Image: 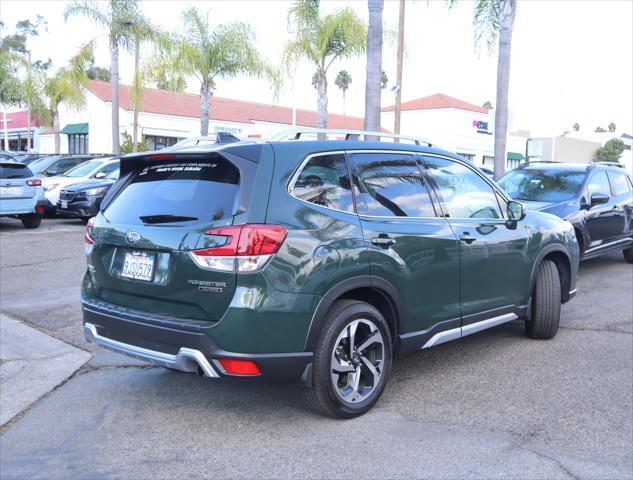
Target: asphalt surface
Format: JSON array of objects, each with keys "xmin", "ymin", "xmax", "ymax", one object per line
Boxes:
[{"xmin": 0, "ymin": 216, "xmax": 632, "ymax": 479}]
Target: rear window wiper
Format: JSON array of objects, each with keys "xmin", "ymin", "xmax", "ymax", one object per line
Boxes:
[{"xmin": 139, "ymin": 214, "xmax": 199, "ymax": 224}]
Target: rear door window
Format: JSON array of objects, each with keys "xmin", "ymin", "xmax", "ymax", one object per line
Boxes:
[
  {"xmin": 104, "ymin": 154, "xmax": 239, "ymax": 225},
  {"xmin": 290, "ymin": 153, "xmax": 354, "ymax": 212},
  {"xmin": 0, "ymin": 163, "xmax": 32, "ymax": 179},
  {"xmin": 608, "ymin": 171, "xmax": 632, "ymax": 196},
  {"xmin": 350, "ymin": 152, "xmax": 436, "ymax": 217}
]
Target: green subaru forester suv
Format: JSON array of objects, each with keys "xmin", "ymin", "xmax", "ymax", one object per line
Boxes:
[{"xmin": 82, "ymin": 129, "xmax": 579, "ymax": 418}]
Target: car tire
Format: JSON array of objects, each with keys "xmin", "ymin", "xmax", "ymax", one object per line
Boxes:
[
  {"xmin": 623, "ymin": 246, "xmax": 633, "ymax": 264},
  {"xmin": 20, "ymin": 213, "xmax": 42, "ymax": 229},
  {"xmin": 525, "ymin": 259, "xmax": 561, "ymax": 339},
  {"xmin": 303, "ymin": 300, "xmax": 392, "ymax": 419},
  {"xmin": 80, "ymin": 217, "xmax": 90, "ymax": 224}
]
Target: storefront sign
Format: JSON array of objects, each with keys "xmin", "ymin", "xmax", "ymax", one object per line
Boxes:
[{"xmin": 473, "ymin": 120, "xmax": 492, "ymax": 135}]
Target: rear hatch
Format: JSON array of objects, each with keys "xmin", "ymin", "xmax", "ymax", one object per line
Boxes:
[
  {"xmin": 89, "ymin": 151, "xmax": 259, "ymax": 321},
  {"xmin": 0, "ymin": 162, "xmax": 37, "ymax": 211}
]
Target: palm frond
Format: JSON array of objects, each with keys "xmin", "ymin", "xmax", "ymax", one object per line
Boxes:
[{"xmin": 473, "ymin": 0, "xmax": 500, "ymax": 53}]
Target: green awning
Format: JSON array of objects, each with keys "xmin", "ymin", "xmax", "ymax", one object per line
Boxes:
[
  {"xmin": 60, "ymin": 123, "xmax": 88, "ymax": 135},
  {"xmin": 507, "ymin": 151, "xmax": 525, "ymax": 161}
]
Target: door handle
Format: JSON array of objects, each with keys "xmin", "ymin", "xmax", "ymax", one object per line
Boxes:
[
  {"xmin": 371, "ymin": 235, "xmax": 396, "ymax": 247},
  {"xmin": 459, "ymin": 233, "xmax": 477, "ymax": 244}
]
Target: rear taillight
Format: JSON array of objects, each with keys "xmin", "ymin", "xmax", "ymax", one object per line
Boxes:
[
  {"xmin": 85, "ymin": 217, "xmax": 96, "ymax": 247},
  {"xmin": 26, "ymin": 178, "xmax": 41, "ymax": 187},
  {"xmin": 189, "ymin": 224, "xmax": 287, "ymax": 273}
]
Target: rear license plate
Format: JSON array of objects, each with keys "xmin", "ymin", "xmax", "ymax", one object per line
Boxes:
[
  {"xmin": 121, "ymin": 252, "xmax": 155, "ymax": 282},
  {"xmin": 0, "ymin": 186, "xmax": 22, "ymax": 196},
  {"xmin": 61, "ymin": 201, "xmax": 68, "ymax": 209}
]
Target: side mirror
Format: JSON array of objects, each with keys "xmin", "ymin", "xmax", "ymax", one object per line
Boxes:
[
  {"xmin": 507, "ymin": 200, "xmax": 526, "ymax": 221},
  {"xmin": 590, "ymin": 192, "xmax": 609, "ymax": 207},
  {"xmin": 94, "ymin": 172, "xmax": 106, "ymax": 179},
  {"xmin": 46, "ymin": 170, "xmax": 57, "ymax": 177}
]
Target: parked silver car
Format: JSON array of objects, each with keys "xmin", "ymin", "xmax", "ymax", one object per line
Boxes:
[{"xmin": 0, "ymin": 161, "xmax": 46, "ymax": 228}]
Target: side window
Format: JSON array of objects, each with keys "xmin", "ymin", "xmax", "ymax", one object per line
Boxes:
[
  {"xmin": 97, "ymin": 162, "xmax": 119, "ymax": 177},
  {"xmin": 290, "ymin": 153, "xmax": 354, "ymax": 212},
  {"xmin": 608, "ymin": 172, "xmax": 632, "ymax": 196},
  {"xmin": 423, "ymin": 156, "xmax": 502, "ymax": 219},
  {"xmin": 587, "ymin": 171, "xmax": 611, "ymax": 197},
  {"xmin": 350, "ymin": 152, "xmax": 436, "ymax": 217}
]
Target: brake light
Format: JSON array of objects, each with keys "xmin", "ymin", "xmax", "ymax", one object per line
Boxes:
[
  {"xmin": 85, "ymin": 217, "xmax": 96, "ymax": 246},
  {"xmin": 26, "ymin": 178, "xmax": 41, "ymax": 187},
  {"xmin": 218, "ymin": 358, "xmax": 261, "ymax": 376},
  {"xmin": 148, "ymin": 153, "xmax": 176, "ymax": 160},
  {"xmin": 189, "ymin": 224, "xmax": 287, "ymax": 272}
]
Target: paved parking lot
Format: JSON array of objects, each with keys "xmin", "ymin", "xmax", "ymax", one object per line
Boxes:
[{"xmin": 1, "ymin": 216, "xmax": 632, "ymax": 479}]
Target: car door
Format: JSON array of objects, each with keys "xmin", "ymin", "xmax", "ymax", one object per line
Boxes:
[
  {"xmin": 422, "ymin": 155, "xmax": 531, "ymax": 320},
  {"xmin": 348, "ymin": 151, "xmax": 461, "ymax": 338},
  {"xmin": 607, "ymin": 170, "xmax": 633, "ymax": 241},
  {"xmin": 584, "ymin": 170, "xmax": 619, "ymax": 246}
]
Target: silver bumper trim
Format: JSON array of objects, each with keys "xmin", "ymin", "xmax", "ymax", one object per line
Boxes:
[{"xmin": 84, "ymin": 322, "xmax": 220, "ymax": 378}]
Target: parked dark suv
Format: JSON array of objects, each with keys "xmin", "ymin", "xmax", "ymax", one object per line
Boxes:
[
  {"xmin": 82, "ymin": 129, "xmax": 579, "ymax": 418},
  {"xmin": 498, "ymin": 162, "xmax": 633, "ymax": 262}
]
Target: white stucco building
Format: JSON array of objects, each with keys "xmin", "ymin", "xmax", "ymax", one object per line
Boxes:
[{"xmin": 380, "ymin": 93, "xmax": 529, "ymax": 169}]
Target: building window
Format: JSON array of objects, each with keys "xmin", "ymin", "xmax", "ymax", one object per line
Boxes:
[
  {"xmin": 457, "ymin": 153, "xmax": 475, "ymax": 163},
  {"xmin": 507, "ymin": 158, "xmax": 521, "ymax": 170},
  {"xmin": 68, "ymin": 134, "xmax": 88, "ymax": 154},
  {"xmin": 482, "ymin": 155, "xmax": 494, "ymax": 166},
  {"xmin": 144, "ymin": 135, "xmax": 179, "ymax": 150}
]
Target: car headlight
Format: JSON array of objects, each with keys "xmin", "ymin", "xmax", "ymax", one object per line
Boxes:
[
  {"xmin": 44, "ymin": 183, "xmax": 59, "ymax": 192},
  {"xmin": 83, "ymin": 187, "xmax": 108, "ymax": 196}
]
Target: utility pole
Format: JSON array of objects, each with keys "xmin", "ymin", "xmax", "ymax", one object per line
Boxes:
[
  {"xmin": 26, "ymin": 50, "xmax": 32, "ymax": 153},
  {"xmin": 394, "ymin": 0, "xmax": 405, "ymax": 137}
]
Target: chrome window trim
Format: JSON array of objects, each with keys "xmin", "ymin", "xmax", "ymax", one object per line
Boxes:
[{"xmin": 286, "ymin": 148, "xmax": 512, "ymax": 221}]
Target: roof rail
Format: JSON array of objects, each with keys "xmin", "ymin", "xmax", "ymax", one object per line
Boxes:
[
  {"xmin": 269, "ymin": 127, "xmax": 435, "ymax": 147},
  {"xmin": 592, "ymin": 161, "xmax": 624, "ymax": 168}
]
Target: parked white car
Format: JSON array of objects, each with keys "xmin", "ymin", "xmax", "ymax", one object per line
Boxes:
[{"xmin": 41, "ymin": 157, "xmax": 119, "ymax": 212}]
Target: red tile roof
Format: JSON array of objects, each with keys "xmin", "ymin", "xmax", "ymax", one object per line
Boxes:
[
  {"xmin": 382, "ymin": 93, "xmax": 488, "ymax": 114},
  {"xmin": 0, "ymin": 111, "xmax": 44, "ymax": 129},
  {"xmin": 86, "ymin": 80, "xmax": 370, "ymax": 130}
]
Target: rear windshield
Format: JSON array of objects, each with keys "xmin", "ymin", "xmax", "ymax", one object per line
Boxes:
[
  {"xmin": 104, "ymin": 155, "xmax": 240, "ymax": 225},
  {"xmin": 498, "ymin": 169, "xmax": 587, "ymax": 202},
  {"xmin": 0, "ymin": 163, "xmax": 33, "ymax": 179},
  {"xmin": 62, "ymin": 159, "xmax": 103, "ymax": 177}
]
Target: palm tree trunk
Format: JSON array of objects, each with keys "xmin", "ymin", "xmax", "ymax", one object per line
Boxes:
[
  {"xmin": 110, "ymin": 36, "xmax": 120, "ymax": 155},
  {"xmin": 493, "ymin": 0, "xmax": 516, "ymax": 179},
  {"xmin": 364, "ymin": 0, "xmax": 384, "ymax": 137},
  {"xmin": 200, "ymin": 82, "xmax": 212, "ymax": 136},
  {"xmin": 52, "ymin": 109, "xmax": 60, "ymax": 154},
  {"xmin": 2, "ymin": 105, "xmax": 8, "ymax": 151},
  {"xmin": 342, "ymin": 90, "xmax": 346, "ymax": 116},
  {"xmin": 132, "ymin": 34, "xmax": 140, "ymax": 153},
  {"xmin": 394, "ymin": 0, "xmax": 405, "ymax": 138},
  {"xmin": 316, "ymin": 69, "xmax": 328, "ymax": 134}
]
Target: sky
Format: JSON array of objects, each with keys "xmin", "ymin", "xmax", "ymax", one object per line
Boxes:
[{"xmin": 1, "ymin": 0, "xmax": 631, "ymax": 137}]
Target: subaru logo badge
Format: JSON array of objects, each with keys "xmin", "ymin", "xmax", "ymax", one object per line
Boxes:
[{"xmin": 125, "ymin": 231, "xmax": 141, "ymax": 245}]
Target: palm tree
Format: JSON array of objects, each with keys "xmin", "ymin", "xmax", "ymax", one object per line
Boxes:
[
  {"xmin": 483, "ymin": 100, "xmax": 493, "ymax": 110},
  {"xmin": 147, "ymin": 7, "xmax": 278, "ymax": 136},
  {"xmin": 608, "ymin": 122, "xmax": 616, "ymax": 133},
  {"xmin": 381, "ymin": 70, "xmax": 388, "ymax": 89},
  {"xmin": 572, "ymin": 122, "xmax": 580, "ymax": 131},
  {"xmin": 473, "ymin": 0, "xmax": 517, "ymax": 179},
  {"xmin": 364, "ymin": 0, "xmax": 384, "ymax": 134},
  {"xmin": 335, "ymin": 70, "xmax": 352, "ymax": 115},
  {"xmin": 64, "ymin": 0, "xmax": 142, "ymax": 155},
  {"xmin": 284, "ymin": 0, "xmax": 366, "ymax": 131}
]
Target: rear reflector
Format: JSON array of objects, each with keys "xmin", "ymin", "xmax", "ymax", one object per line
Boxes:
[
  {"xmin": 85, "ymin": 217, "xmax": 96, "ymax": 246},
  {"xmin": 189, "ymin": 224, "xmax": 287, "ymax": 273},
  {"xmin": 26, "ymin": 178, "xmax": 42, "ymax": 187},
  {"xmin": 218, "ymin": 358, "xmax": 261, "ymax": 376}
]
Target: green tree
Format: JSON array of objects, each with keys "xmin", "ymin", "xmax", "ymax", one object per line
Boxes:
[
  {"xmin": 335, "ymin": 70, "xmax": 352, "ymax": 115},
  {"xmin": 594, "ymin": 138, "xmax": 625, "ymax": 163},
  {"xmin": 608, "ymin": 122, "xmax": 616, "ymax": 133},
  {"xmin": 65, "ymin": 0, "xmax": 144, "ymax": 155},
  {"xmin": 572, "ymin": 122, "xmax": 579, "ymax": 131},
  {"xmin": 147, "ymin": 7, "xmax": 278, "ymax": 136},
  {"xmin": 86, "ymin": 63, "xmax": 111, "ymax": 82},
  {"xmin": 483, "ymin": 100, "xmax": 493, "ymax": 110},
  {"xmin": 120, "ymin": 130, "xmax": 149, "ymax": 154},
  {"xmin": 364, "ymin": 0, "xmax": 384, "ymax": 133},
  {"xmin": 595, "ymin": 126, "xmax": 606, "ymax": 133},
  {"xmin": 381, "ymin": 70, "xmax": 388, "ymax": 89},
  {"xmin": 284, "ymin": 0, "xmax": 366, "ymax": 131}
]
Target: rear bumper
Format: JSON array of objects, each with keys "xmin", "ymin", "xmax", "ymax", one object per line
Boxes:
[{"xmin": 82, "ymin": 298, "xmax": 313, "ymax": 381}]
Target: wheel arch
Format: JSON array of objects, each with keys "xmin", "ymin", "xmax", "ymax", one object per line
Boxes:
[
  {"xmin": 528, "ymin": 244, "xmax": 573, "ymax": 304},
  {"xmin": 304, "ymin": 276, "xmax": 402, "ymax": 351}
]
